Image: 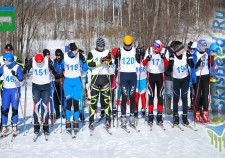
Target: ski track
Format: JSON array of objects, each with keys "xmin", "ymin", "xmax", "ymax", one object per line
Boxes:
[{"xmin": 0, "ymin": 80, "xmax": 224, "ymax": 158}]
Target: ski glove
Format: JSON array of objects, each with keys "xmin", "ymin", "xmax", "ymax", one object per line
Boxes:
[
  {"xmin": 186, "ymin": 50, "xmax": 193, "ymax": 60},
  {"xmin": 11, "ymin": 70, "xmax": 17, "ymax": 77},
  {"xmin": 79, "ymin": 52, "xmax": 86, "ymax": 63},
  {"xmin": 146, "ymin": 55, "xmax": 152, "ymax": 61},
  {"xmin": 160, "ymin": 53, "xmax": 166, "ymax": 59}
]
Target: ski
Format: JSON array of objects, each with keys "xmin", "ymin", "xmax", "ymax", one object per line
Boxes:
[
  {"xmin": 0, "ymin": 133, "xmax": 9, "ymax": 139},
  {"xmin": 121, "ymin": 126, "xmax": 130, "ymax": 133},
  {"xmin": 103, "ymin": 126, "xmax": 112, "ymax": 135},
  {"xmin": 129, "ymin": 124, "xmax": 140, "ymax": 132},
  {"xmin": 173, "ymin": 124, "xmax": 184, "ymax": 131},
  {"xmin": 44, "ymin": 134, "xmax": 48, "ymax": 141},
  {"xmin": 11, "ymin": 134, "xmax": 17, "ymax": 142},
  {"xmin": 72, "ymin": 131, "xmax": 77, "ymax": 139},
  {"xmin": 33, "ymin": 133, "xmax": 39, "ymax": 142},
  {"xmin": 149, "ymin": 123, "xmax": 153, "ymax": 131},
  {"xmin": 183, "ymin": 124, "xmax": 198, "ymax": 131},
  {"xmin": 89, "ymin": 129, "xmax": 93, "ymax": 136},
  {"xmin": 157, "ymin": 122, "xmax": 166, "ymax": 131}
]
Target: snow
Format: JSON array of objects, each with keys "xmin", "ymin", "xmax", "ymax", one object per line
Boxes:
[
  {"xmin": 1, "ymin": 37, "xmax": 225, "ymax": 158},
  {"xmin": 0, "ymin": 81, "xmax": 224, "ymax": 158}
]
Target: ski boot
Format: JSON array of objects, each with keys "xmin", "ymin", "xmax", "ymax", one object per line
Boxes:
[
  {"xmin": 134, "ymin": 110, "xmax": 138, "ymax": 118},
  {"xmin": 129, "ymin": 114, "xmax": 135, "ymax": 126},
  {"xmin": 12, "ymin": 124, "xmax": 17, "ymax": 136},
  {"xmin": 43, "ymin": 123, "xmax": 49, "ymax": 135},
  {"xmin": 66, "ymin": 121, "xmax": 71, "ymax": 134},
  {"xmin": 148, "ymin": 112, "xmax": 154, "ymax": 124},
  {"xmin": 195, "ymin": 111, "xmax": 203, "ymax": 122},
  {"xmin": 173, "ymin": 113, "xmax": 179, "ymax": 125},
  {"xmin": 121, "ymin": 115, "xmax": 126, "ymax": 127},
  {"xmin": 73, "ymin": 121, "xmax": 79, "ymax": 132},
  {"xmin": 182, "ymin": 114, "xmax": 189, "ymax": 125},
  {"xmin": 157, "ymin": 112, "xmax": 163, "ymax": 124},
  {"xmin": 202, "ymin": 111, "xmax": 210, "ymax": 122},
  {"xmin": 141, "ymin": 108, "xmax": 146, "ymax": 117},
  {"xmin": 105, "ymin": 116, "xmax": 111, "ymax": 128},
  {"xmin": 34, "ymin": 122, "xmax": 40, "ymax": 134},
  {"xmin": 1, "ymin": 125, "xmax": 7, "ymax": 137}
]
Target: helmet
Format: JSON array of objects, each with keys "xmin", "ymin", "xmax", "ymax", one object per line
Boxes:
[
  {"xmin": 111, "ymin": 48, "xmax": 118, "ymax": 57},
  {"xmin": 55, "ymin": 49, "xmax": 63, "ymax": 57},
  {"xmin": 43, "ymin": 49, "xmax": 50, "ymax": 57},
  {"xmin": 197, "ymin": 39, "xmax": 207, "ymax": 52},
  {"xmin": 152, "ymin": 40, "xmax": 163, "ymax": 53},
  {"xmin": 96, "ymin": 37, "xmax": 105, "ymax": 47},
  {"xmin": 4, "ymin": 44, "xmax": 13, "ymax": 51},
  {"xmin": 123, "ymin": 35, "xmax": 132, "ymax": 45},
  {"xmin": 210, "ymin": 43, "xmax": 220, "ymax": 53},
  {"xmin": 69, "ymin": 42, "xmax": 78, "ymax": 51},
  {"xmin": 3, "ymin": 53, "xmax": 14, "ymax": 62},
  {"xmin": 35, "ymin": 53, "xmax": 44, "ymax": 63}
]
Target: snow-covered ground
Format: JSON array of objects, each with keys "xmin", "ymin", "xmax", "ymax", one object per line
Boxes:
[
  {"xmin": 1, "ymin": 35, "xmax": 225, "ymax": 158},
  {"xmin": 0, "ymin": 80, "xmax": 225, "ymax": 158}
]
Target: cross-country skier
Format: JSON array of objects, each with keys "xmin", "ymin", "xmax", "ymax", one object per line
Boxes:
[
  {"xmin": 64, "ymin": 42, "xmax": 87, "ymax": 133},
  {"xmin": 142, "ymin": 40, "xmax": 169, "ymax": 125},
  {"xmin": 112, "ymin": 35, "xmax": 143, "ymax": 129},
  {"xmin": 25, "ymin": 53, "xmax": 59, "ymax": 136},
  {"xmin": 53, "ymin": 49, "xmax": 65, "ymax": 119},
  {"xmin": 0, "ymin": 53, "xmax": 23, "ymax": 137},
  {"xmin": 86, "ymin": 37, "xmax": 112, "ymax": 131},
  {"xmin": 0, "ymin": 44, "xmax": 25, "ymax": 129},
  {"xmin": 167, "ymin": 41, "xmax": 194, "ymax": 125},
  {"xmin": 134, "ymin": 47, "xmax": 147, "ymax": 117},
  {"xmin": 191, "ymin": 40, "xmax": 211, "ymax": 122}
]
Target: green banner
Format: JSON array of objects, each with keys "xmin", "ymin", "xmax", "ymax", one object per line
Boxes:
[{"xmin": 0, "ymin": 7, "xmax": 15, "ymax": 32}]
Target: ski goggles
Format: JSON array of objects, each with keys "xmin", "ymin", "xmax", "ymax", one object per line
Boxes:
[{"xmin": 3, "ymin": 58, "xmax": 13, "ymax": 62}]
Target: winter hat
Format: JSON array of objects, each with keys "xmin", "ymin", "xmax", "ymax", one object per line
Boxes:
[
  {"xmin": 69, "ymin": 42, "xmax": 78, "ymax": 51},
  {"xmin": 3, "ymin": 53, "xmax": 14, "ymax": 62},
  {"xmin": 197, "ymin": 40, "xmax": 207, "ymax": 52},
  {"xmin": 4, "ymin": 44, "xmax": 13, "ymax": 51},
  {"xmin": 152, "ymin": 40, "xmax": 163, "ymax": 53},
  {"xmin": 35, "ymin": 53, "xmax": 44, "ymax": 63},
  {"xmin": 96, "ymin": 37, "xmax": 105, "ymax": 47},
  {"xmin": 55, "ymin": 49, "xmax": 63, "ymax": 56},
  {"xmin": 123, "ymin": 35, "xmax": 132, "ymax": 46},
  {"xmin": 170, "ymin": 41, "xmax": 184, "ymax": 53},
  {"xmin": 43, "ymin": 49, "xmax": 50, "ymax": 57}
]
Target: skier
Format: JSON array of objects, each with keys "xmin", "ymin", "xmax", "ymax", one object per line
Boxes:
[
  {"xmin": 53, "ymin": 49, "xmax": 65, "ymax": 119},
  {"xmin": 25, "ymin": 53, "xmax": 59, "ymax": 136},
  {"xmin": 191, "ymin": 40, "xmax": 211, "ymax": 122},
  {"xmin": 86, "ymin": 37, "xmax": 112, "ymax": 131},
  {"xmin": 0, "ymin": 44, "xmax": 25, "ymax": 130},
  {"xmin": 0, "ymin": 53, "xmax": 23, "ymax": 137},
  {"xmin": 142, "ymin": 40, "xmax": 169, "ymax": 126},
  {"xmin": 64, "ymin": 42, "xmax": 87, "ymax": 134},
  {"xmin": 134, "ymin": 47, "xmax": 147, "ymax": 117},
  {"xmin": 42, "ymin": 49, "xmax": 55, "ymax": 124},
  {"xmin": 112, "ymin": 35, "xmax": 143, "ymax": 129},
  {"xmin": 167, "ymin": 41, "xmax": 194, "ymax": 125}
]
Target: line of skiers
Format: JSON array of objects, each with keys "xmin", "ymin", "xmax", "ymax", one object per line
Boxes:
[{"xmin": 0, "ymin": 35, "xmax": 222, "ymax": 137}]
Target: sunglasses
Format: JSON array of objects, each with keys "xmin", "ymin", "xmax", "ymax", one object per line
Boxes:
[
  {"xmin": 3, "ymin": 58, "xmax": 12, "ymax": 62},
  {"xmin": 201, "ymin": 44, "xmax": 207, "ymax": 47}
]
